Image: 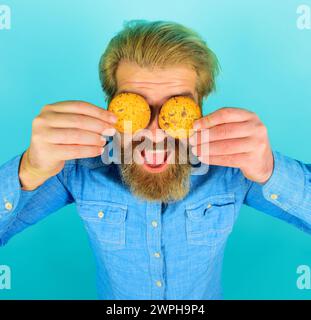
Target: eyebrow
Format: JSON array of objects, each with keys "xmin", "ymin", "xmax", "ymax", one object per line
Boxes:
[{"xmin": 116, "ymin": 90, "xmax": 195, "ymax": 101}]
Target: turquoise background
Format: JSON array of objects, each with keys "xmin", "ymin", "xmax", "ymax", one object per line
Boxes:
[{"xmin": 0, "ymin": 0, "xmax": 311, "ymax": 299}]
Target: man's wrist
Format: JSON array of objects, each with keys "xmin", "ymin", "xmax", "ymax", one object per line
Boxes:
[
  {"xmin": 258, "ymin": 151, "xmax": 275, "ymax": 185},
  {"xmin": 19, "ymin": 152, "xmax": 51, "ymax": 190}
]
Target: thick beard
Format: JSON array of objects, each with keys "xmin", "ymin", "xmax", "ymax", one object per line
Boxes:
[
  {"xmin": 119, "ymin": 162, "xmax": 191, "ymax": 203},
  {"xmin": 118, "ymin": 139, "xmax": 192, "ymax": 203}
]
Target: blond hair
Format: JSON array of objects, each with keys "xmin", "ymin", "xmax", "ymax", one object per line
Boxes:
[{"xmin": 99, "ymin": 20, "xmax": 219, "ymax": 107}]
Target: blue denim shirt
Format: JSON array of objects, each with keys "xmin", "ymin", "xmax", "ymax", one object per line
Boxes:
[{"xmin": 0, "ymin": 150, "xmax": 310, "ymax": 299}]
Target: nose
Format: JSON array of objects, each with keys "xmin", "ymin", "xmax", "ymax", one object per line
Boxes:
[{"xmin": 146, "ymin": 110, "xmax": 167, "ymax": 143}]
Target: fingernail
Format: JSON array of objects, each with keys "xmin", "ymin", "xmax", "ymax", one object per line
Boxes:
[
  {"xmin": 102, "ymin": 128, "xmax": 116, "ymax": 136},
  {"xmin": 191, "ymin": 146, "xmax": 197, "ymax": 155},
  {"xmin": 109, "ymin": 115, "xmax": 118, "ymax": 123},
  {"xmin": 193, "ymin": 122, "xmax": 200, "ymax": 130},
  {"xmin": 189, "ymin": 135, "xmax": 196, "ymax": 145}
]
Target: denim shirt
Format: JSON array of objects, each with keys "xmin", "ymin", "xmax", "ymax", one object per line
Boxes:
[{"xmin": 0, "ymin": 150, "xmax": 310, "ymax": 299}]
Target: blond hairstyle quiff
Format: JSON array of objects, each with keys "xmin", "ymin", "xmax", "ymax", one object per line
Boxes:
[{"xmin": 99, "ymin": 20, "xmax": 220, "ymax": 107}]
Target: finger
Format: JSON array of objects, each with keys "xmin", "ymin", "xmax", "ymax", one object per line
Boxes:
[
  {"xmin": 44, "ymin": 101, "xmax": 117, "ymax": 123},
  {"xmin": 50, "ymin": 144, "xmax": 103, "ymax": 160},
  {"xmin": 208, "ymin": 121, "xmax": 257, "ymax": 141},
  {"xmin": 189, "ymin": 129, "xmax": 209, "ymax": 145},
  {"xmin": 190, "ymin": 121, "xmax": 256, "ymax": 145},
  {"xmin": 199, "ymin": 153, "xmax": 250, "ymax": 168},
  {"xmin": 41, "ymin": 112, "xmax": 116, "ymax": 135},
  {"xmin": 192, "ymin": 137, "xmax": 256, "ymax": 156},
  {"xmin": 193, "ymin": 107, "xmax": 255, "ymax": 130},
  {"xmin": 43, "ymin": 128, "xmax": 107, "ymax": 146},
  {"xmin": 209, "ymin": 137, "xmax": 256, "ymax": 155}
]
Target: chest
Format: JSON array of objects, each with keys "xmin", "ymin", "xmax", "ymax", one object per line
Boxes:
[{"xmin": 71, "ymin": 164, "xmax": 243, "ymax": 253}]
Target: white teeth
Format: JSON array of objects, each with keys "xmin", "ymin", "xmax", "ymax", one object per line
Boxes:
[
  {"xmin": 144, "ymin": 149, "xmax": 167, "ymax": 164},
  {"xmin": 145, "ymin": 149, "xmax": 166, "ymax": 154}
]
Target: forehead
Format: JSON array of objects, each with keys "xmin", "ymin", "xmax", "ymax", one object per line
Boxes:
[{"xmin": 115, "ymin": 61, "xmax": 198, "ymax": 104}]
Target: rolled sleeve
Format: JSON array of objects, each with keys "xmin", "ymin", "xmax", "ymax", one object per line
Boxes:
[
  {"xmin": 244, "ymin": 150, "xmax": 311, "ymax": 231},
  {"xmin": 0, "ymin": 154, "xmax": 33, "ymax": 225},
  {"xmin": 262, "ymin": 151, "xmax": 306, "ymax": 212},
  {"xmin": 0, "ymin": 152, "xmax": 74, "ymax": 246}
]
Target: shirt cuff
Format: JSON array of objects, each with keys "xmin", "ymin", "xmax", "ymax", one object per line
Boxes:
[
  {"xmin": 0, "ymin": 152, "xmax": 40, "ymax": 224},
  {"xmin": 262, "ymin": 150, "xmax": 305, "ymax": 212}
]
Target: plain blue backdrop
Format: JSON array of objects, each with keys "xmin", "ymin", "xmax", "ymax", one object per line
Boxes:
[{"xmin": 0, "ymin": 0, "xmax": 311, "ymax": 299}]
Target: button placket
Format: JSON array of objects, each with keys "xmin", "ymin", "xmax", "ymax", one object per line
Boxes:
[
  {"xmin": 146, "ymin": 202, "xmax": 165, "ymax": 298},
  {"xmin": 155, "ymin": 280, "xmax": 162, "ymax": 287}
]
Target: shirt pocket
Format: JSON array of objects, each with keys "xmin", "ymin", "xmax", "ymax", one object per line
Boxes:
[
  {"xmin": 77, "ymin": 200, "xmax": 127, "ymax": 250},
  {"xmin": 185, "ymin": 193, "xmax": 235, "ymax": 246}
]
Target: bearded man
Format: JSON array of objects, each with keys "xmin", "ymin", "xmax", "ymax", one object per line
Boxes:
[{"xmin": 0, "ymin": 20, "xmax": 310, "ymax": 300}]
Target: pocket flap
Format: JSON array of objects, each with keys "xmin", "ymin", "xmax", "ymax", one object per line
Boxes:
[
  {"xmin": 186, "ymin": 193, "xmax": 235, "ymax": 220},
  {"xmin": 77, "ymin": 200, "xmax": 127, "ymax": 224}
]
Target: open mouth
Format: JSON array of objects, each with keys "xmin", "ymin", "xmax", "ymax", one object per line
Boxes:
[
  {"xmin": 142, "ymin": 149, "xmax": 168, "ymax": 165},
  {"xmin": 139, "ymin": 149, "xmax": 172, "ymax": 173},
  {"xmin": 128, "ymin": 137, "xmax": 178, "ymax": 173}
]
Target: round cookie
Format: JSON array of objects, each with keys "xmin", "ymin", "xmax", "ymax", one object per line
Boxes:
[
  {"xmin": 108, "ymin": 93, "xmax": 151, "ymax": 133},
  {"xmin": 159, "ymin": 96, "xmax": 202, "ymax": 139}
]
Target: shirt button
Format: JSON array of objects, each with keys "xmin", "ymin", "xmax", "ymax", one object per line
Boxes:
[
  {"xmin": 156, "ymin": 280, "xmax": 162, "ymax": 287},
  {"xmin": 151, "ymin": 220, "xmax": 158, "ymax": 228},
  {"xmin": 154, "ymin": 252, "xmax": 161, "ymax": 258},
  {"xmin": 270, "ymin": 194, "xmax": 278, "ymax": 200},
  {"xmin": 207, "ymin": 203, "xmax": 212, "ymax": 209},
  {"xmin": 98, "ymin": 211, "xmax": 104, "ymax": 219},
  {"xmin": 4, "ymin": 202, "xmax": 13, "ymax": 211}
]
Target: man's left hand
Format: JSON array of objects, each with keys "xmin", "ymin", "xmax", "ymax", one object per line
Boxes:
[{"xmin": 190, "ymin": 107, "xmax": 274, "ymax": 184}]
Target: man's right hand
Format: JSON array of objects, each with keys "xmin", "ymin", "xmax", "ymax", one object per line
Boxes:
[{"xmin": 19, "ymin": 101, "xmax": 117, "ymax": 190}]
